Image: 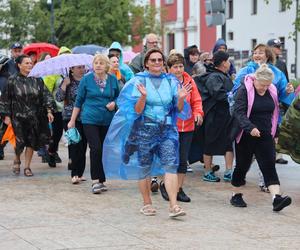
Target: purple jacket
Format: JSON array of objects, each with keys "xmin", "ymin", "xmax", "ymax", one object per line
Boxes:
[{"xmin": 236, "ymin": 75, "xmax": 279, "ymax": 144}]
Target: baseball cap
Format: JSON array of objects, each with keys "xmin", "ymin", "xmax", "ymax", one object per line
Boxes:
[
  {"xmin": 10, "ymin": 42, "xmax": 23, "ymax": 49},
  {"xmin": 267, "ymin": 39, "xmax": 282, "ymax": 47}
]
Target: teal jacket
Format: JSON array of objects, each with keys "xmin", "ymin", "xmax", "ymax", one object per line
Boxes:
[
  {"xmin": 109, "ymin": 42, "xmax": 134, "ymax": 82},
  {"xmin": 75, "ymin": 72, "xmax": 119, "ymax": 126}
]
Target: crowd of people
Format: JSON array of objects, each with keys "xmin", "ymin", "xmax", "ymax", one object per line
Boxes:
[{"xmin": 0, "ymin": 33, "xmax": 298, "ymax": 218}]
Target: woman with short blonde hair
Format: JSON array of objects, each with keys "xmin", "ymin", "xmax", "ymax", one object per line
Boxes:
[
  {"xmin": 68, "ymin": 53, "xmax": 120, "ymax": 194},
  {"xmin": 93, "ymin": 54, "xmax": 110, "ymax": 73}
]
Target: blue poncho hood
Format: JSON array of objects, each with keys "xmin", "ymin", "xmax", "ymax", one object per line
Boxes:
[{"xmin": 109, "ymin": 41, "xmax": 134, "ymax": 82}]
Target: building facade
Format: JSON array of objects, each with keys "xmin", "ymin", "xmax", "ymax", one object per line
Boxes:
[
  {"xmin": 136, "ymin": 0, "xmax": 299, "ymax": 79},
  {"xmin": 133, "ymin": 0, "xmax": 217, "ymax": 55},
  {"xmin": 220, "ymin": 0, "xmax": 300, "ymax": 79}
]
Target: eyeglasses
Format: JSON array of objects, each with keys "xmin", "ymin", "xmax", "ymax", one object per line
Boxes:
[
  {"xmin": 147, "ymin": 41, "xmax": 158, "ymax": 45},
  {"xmin": 149, "ymin": 58, "xmax": 163, "ymax": 63}
]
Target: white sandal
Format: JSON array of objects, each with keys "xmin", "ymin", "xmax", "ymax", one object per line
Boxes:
[
  {"xmin": 140, "ymin": 204, "xmax": 156, "ymax": 216},
  {"xmin": 169, "ymin": 205, "xmax": 186, "ymax": 218},
  {"xmin": 71, "ymin": 176, "xmax": 80, "ymax": 184}
]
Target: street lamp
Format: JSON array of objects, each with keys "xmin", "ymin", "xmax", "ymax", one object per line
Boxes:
[{"xmin": 47, "ymin": 0, "xmax": 55, "ymax": 44}]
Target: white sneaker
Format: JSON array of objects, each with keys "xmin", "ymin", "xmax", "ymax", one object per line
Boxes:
[{"xmin": 187, "ymin": 166, "xmax": 193, "ymax": 172}]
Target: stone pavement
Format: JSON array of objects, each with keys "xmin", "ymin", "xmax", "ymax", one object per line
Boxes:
[{"xmin": 0, "ymin": 143, "xmax": 300, "ymax": 250}]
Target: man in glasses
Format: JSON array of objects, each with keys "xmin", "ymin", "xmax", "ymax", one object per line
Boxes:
[
  {"xmin": 267, "ymin": 39, "xmax": 289, "ymax": 82},
  {"xmin": 267, "ymin": 38, "xmax": 290, "ymax": 165},
  {"xmin": 129, "ymin": 33, "xmax": 159, "ymax": 74}
]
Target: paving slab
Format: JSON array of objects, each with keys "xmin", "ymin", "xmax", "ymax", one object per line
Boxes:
[{"xmin": 0, "ymin": 143, "xmax": 299, "ymax": 250}]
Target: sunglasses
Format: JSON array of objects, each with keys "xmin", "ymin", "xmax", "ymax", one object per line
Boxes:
[{"xmin": 149, "ymin": 58, "xmax": 163, "ymax": 63}]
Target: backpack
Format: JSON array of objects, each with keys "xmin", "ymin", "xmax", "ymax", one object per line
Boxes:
[{"xmin": 193, "ymin": 72, "xmax": 211, "ymax": 102}]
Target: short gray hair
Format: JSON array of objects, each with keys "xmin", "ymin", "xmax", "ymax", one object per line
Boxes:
[{"xmin": 254, "ymin": 63, "xmax": 274, "ymax": 82}]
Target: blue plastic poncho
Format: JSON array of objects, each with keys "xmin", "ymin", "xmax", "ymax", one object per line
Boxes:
[
  {"xmin": 233, "ymin": 61, "xmax": 295, "ymax": 106},
  {"xmin": 102, "ymin": 71, "xmax": 191, "ymax": 180}
]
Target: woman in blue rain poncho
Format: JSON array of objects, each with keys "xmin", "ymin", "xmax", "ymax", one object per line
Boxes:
[{"xmin": 103, "ymin": 48, "xmax": 191, "ymax": 218}]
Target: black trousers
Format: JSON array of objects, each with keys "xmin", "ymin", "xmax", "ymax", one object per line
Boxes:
[
  {"xmin": 231, "ymin": 133, "xmax": 280, "ymax": 187},
  {"xmin": 83, "ymin": 124, "xmax": 108, "ymax": 182},
  {"xmin": 63, "ymin": 120, "xmax": 87, "ymax": 178},
  {"xmin": 178, "ymin": 131, "xmax": 194, "ymax": 174},
  {"xmin": 48, "ymin": 112, "xmax": 64, "ymax": 154}
]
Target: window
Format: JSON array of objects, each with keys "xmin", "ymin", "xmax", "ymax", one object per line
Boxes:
[
  {"xmin": 251, "ymin": 0, "xmax": 257, "ymax": 15},
  {"xmin": 251, "ymin": 39, "xmax": 257, "ymax": 49},
  {"xmin": 228, "ymin": 0, "xmax": 233, "ymax": 19},
  {"xmin": 165, "ymin": 0, "xmax": 174, "ymax": 4},
  {"xmin": 279, "ymin": 1, "xmax": 286, "ymax": 12},
  {"xmin": 228, "ymin": 32, "xmax": 234, "ymax": 40},
  {"xmin": 167, "ymin": 33, "xmax": 175, "ymax": 52}
]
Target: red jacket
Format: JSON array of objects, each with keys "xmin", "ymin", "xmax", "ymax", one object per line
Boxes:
[{"xmin": 177, "ymin": 72, "xmax": 204, "ymax": 132}]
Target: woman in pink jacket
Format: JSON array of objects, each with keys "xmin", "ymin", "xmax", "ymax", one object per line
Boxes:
[
  {"xmin": 230, "ymin": 64, "xmax": 292, "ymax": 212},
  {"xmin": 160, "ymin": 53, "xmax": 204, "ymax": 202}
]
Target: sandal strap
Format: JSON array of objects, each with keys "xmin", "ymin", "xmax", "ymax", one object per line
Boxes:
[
  {"xmin": 170, "ymin": 204, "xmax": 183, "ymax": 213},
  {"xmin": 24, "ymin": 168, "xmax": 33, "ymax": 176},
  {"xmin": 140, "ymin": 204, "xmax": 156, "ymax": 215}
]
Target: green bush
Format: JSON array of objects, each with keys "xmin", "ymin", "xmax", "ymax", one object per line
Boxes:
[{"xmin": 290, "ymin": 79, "xmax": 300, "ymax": 88}]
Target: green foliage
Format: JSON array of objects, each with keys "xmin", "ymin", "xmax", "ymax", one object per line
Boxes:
[
  {"xmin": 291, "ymin": 79, "xmax": 300, "ymax": 88},
  {"xmin": 0, "ymin": 0, "xmax": 162, "ymax": 49}
]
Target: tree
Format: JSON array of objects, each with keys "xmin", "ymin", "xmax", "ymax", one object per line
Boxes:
[
  {"xmin": 0, "ymin": 0, "xmax": 162, "ymax": 49},
  {"xmin": 0, "ymin": 0, "xmax": 33, "ymax": 48}
]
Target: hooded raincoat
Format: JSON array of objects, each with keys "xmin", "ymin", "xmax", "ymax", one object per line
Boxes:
[
  {"xmin": 109, "ymin": 42, "xmax": 134, "ymax": 82},
  {"xmin": 0, "ymin": 73, "xmax": 56, "ymax": 154}
]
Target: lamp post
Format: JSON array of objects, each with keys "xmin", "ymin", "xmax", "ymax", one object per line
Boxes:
[{"xmin": 47, "ymin": 0, "xmax": 55, "ymax": 44}]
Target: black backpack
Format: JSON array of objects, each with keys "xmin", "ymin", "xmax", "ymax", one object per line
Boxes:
[{"xmin": 193, "ymin": 72, "xmax": 211, "ymax": 102}]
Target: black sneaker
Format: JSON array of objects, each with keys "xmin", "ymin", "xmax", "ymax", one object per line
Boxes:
[
  {"xmin": 273, "ymin": 195, "xmax": 292, "ymax": 212},
  {"xmin": 230, "ymin": 193, "xmax": 247, "ymax": 207},
  {"xmin": 177, "ymin": 188, "xmax": 191, "ymax": 202},
  {"xmin": 42, "ymin": 153, "xmax": 49, "ymax": 163},
  {"xmin": 55, "ymin": 152, "xmax": 62, "ymax": 163},
  {"xmin": 275, "ymin": 158, "xmax": 288, "ymax": 164},
  {"xmin": 151, "ymin": 178, "xmax": 159, "ymax": 193},
  {"xmin": 48, "ymin": 153, "xmax": 56, "ymax": 168},
  {"xmin": 159, "ymin": 181, "xmax": 169, "ymax": 201},
  {"xmin": 211, "ymin": 164, "xmax": 220, "ymax": 172}
]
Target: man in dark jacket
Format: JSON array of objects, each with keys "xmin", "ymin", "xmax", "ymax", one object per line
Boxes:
[
  {"xmin": 267, "ymin": 38, "xmax": 290, "ymax": 165},
  {"xmin": 129, "ymin": 33, "xmax": 159, "ymax": 74},
  {"xmin": 212, "ymin": 39, "xmax": 236, "ymax": 79},
  {"xmin": 201, "ymin": 51, "xmax": 234, "ymax": 182},
  {"xmin": 0, "ymin": 42, "xmax": 23, "ymax": 159},
  {"xmin": 267, "ymin": 38, "xmax": 289, "ymax": 81}
]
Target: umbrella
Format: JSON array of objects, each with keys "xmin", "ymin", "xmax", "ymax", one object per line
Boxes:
[
  {"xmin": 28, "ymin": 53, "xmax": 93, "ymax": 77},
  {"xmin": 123, "ymin": 51, "xmax": 137, "ymax": 63},
  {"xmin": 23, "ymin": 43, "xmax": 59, "ymax": 58},
  {"xmin": 72, "ymin": 44, "xmax": 107, "ymax": 55}
]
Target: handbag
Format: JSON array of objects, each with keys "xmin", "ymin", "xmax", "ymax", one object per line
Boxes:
[{"xmin": 65, "ymin": 127, "xmax": 81, "ymax": 145}]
